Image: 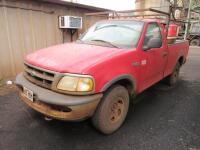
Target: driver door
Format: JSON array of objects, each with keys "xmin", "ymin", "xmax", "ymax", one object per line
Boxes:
[{"xmin": 140, "ymin": 23, "xmax": 168, "ymax": 91}]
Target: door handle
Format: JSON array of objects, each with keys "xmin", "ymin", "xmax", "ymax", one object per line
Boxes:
[
  {"xmin": 132, "ymin": 61, "xmax": 140, "ymax": 67},
  {"xmin": 162, "ymin": 52, "xmax": 168, "ymax": 57}
]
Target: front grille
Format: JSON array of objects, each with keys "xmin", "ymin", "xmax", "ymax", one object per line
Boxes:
[{"xmin": 24, "ymin": 63, "xmax": 55, "ymax": 89}]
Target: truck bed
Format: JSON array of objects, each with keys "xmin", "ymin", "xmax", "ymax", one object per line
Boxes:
[{"xmin": 165, "ymin": 40, "xmax": 189, "ymax": 77}]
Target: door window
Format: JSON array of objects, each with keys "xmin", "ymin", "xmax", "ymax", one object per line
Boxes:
[{"xmin": 143, "ymin": 23, "xmax": 162, "ymax": 50}]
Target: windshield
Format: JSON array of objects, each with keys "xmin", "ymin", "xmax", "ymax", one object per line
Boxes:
[{"xmin": 79, "ymin": 21, "xmax": 144, "ymax": 49}]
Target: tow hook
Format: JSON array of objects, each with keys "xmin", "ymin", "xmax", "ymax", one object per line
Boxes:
[{"xmin": 44, "ymin": 116, "xmax": 53, "ymax": 121}]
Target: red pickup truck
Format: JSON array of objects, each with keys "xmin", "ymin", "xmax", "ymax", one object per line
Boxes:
[{"xmin": 16, "ymin": 19, "xmax": 189, "ymax": 134}]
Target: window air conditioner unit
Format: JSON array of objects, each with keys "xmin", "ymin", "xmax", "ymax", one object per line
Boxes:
[{"xmin": 59, "ymin": 16, "xmax": 82, "ymax": 29}]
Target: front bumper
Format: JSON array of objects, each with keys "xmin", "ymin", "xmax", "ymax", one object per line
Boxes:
[{"xmin": 16, "ymin": 73, "xmax": 103, "ymax": 121}]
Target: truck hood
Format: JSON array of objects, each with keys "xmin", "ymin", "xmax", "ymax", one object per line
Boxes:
[{"xmin": 25, "ymin": 43, "xmax": 124, "ymax": 73}]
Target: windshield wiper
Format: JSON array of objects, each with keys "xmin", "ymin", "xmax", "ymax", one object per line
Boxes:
[
  {"xmin": 90, "ymin": 39, "xmax": 120, "ymax": 48},
  {"xmin": 96, "ymin": 24, "xmax": 139, "ymax": 32}
]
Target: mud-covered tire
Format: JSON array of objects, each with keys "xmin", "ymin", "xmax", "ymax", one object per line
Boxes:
[
  {"xmin": 166, "ymin": 62, "xmax": 181, "ymax": 86},
  {"xmin": 92, "ymin": 85, "xmax": 129, "ymax": 134}
]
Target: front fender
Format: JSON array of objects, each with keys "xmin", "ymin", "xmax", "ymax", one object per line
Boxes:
[{"xmin": 100, "ymin": 74, "xmax": 136, "ymax": 93}]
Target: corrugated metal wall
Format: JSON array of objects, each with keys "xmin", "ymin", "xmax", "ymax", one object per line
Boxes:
[{"xmin": 0, "ymin": 0, "xmax": 106, "ymax": 79}]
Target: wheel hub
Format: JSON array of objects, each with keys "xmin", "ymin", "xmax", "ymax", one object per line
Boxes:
[{"xmin": 110, "ymin": 98, "xmax": 124, "ymax": 123}]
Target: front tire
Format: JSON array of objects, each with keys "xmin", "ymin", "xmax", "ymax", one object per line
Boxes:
[
  {"xmin": 92, "ymin": 85, "xmax": 129, "ymax": 134},
  {"xmin": 190, "ymin": 39, "xmax": 200, "ymax": 46}
]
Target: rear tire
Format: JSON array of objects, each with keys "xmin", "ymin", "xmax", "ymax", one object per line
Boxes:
[
  {"xmin": 166, "ymin": 62, "xmax": 181, "ymax": 86},
  {"xmin": 92, "ymin": 85, "xmax": 129, "ymax": 134}
]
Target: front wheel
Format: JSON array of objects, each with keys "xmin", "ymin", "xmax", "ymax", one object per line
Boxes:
[
  {"xmin": 190, "ymin": 39, "xmax": 200, "ymax": 46},
  {"xmin": 92, "ymin": 85, "xmax": 129, "ymax": 134}
]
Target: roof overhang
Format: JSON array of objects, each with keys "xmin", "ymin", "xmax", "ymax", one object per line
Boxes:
[{"xmin": 41, "ymin": 0, "xmax": 111, "ymax": 11}]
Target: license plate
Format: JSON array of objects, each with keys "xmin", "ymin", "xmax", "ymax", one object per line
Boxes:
[{"xmin": 23, "ymin": 87, "xmax": 34, "ymax": 102}]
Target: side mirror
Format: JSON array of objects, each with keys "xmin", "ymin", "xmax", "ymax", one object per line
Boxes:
[{"xmin": 143, "ymin": 38, "xmax": 162, "ymax": 51}]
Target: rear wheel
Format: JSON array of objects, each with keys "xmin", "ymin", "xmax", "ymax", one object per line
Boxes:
[
  {"xmin": 92, "ymin": 85, "xmax": 129, "ymax": 134},
  {"xmin": 166, "ymin": 62, "xmax": 181, "ymax": 86}
]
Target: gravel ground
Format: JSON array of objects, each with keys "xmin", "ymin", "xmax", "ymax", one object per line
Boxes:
[{"xmin": 0, "ymin": 47, "xmax": 200, "ymax": 150}]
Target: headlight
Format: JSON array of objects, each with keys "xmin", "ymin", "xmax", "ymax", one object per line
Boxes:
[{"xmin": 57, "ymin": 75, "xmax": 94, "ymax": 92}]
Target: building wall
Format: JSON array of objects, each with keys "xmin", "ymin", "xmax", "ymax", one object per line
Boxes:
[
  {"xmin": 0, "ymin": 0, "xmax": 106, "ymax": 79},
  {"xmin": 135, "ymin": 0, "xmax": 170, "ymax": 13}
]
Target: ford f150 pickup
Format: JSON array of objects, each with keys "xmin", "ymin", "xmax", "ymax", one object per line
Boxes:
[{"xmin": 16, "ymin": 19, "xmax": 189, "ymax": 134}]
